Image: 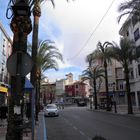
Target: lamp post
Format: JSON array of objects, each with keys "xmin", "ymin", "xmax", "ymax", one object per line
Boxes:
[
  {"xmin": 112, "ymin": 82, "xmax": 117, "ymax": 113},
  {"xmin": 6, "ymin": 0, "xmax": 32, "ymax": 140}
]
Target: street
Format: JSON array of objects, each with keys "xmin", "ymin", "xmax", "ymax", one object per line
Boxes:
[{"xmin": 45, "ymin": 105, "xmax": 140, "ymax": 140}]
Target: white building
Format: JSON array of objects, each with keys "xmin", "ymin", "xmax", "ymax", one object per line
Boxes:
[
  {"xmin": 55, "ymin": 79, "xmax": 66, "ymax": 97},
  {"xmin": 65, "ymin": 73, "xmax": 73, "ymax": 85},
  {"xmin": 119, "ymin": 14, "xmax": 140, "ymax": 108},
  {"xmin": 0, "ymin": 21, "xmax": 12, "ymax": 106}
]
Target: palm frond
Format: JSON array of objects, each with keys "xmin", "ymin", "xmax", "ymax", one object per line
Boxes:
[{"xmin": 118, "ymin": 0, "xmax": 140, "ymax": 22}]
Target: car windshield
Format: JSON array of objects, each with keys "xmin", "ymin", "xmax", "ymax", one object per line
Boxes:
[{"xmin": 47, "ymin": 105, "xmax": 56, "ymax": 109}]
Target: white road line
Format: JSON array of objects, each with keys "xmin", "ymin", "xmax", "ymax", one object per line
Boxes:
[
  {"xmin": 73, "ymin": 126, "xmax": 78, "ymax": 130},
  {"xmin": 62, "ymin": 116, "xmax": 91, "ymax": 140},
  {"xmin": 79, "ymin": 130, "xmax": 85, "ymax": 136}
]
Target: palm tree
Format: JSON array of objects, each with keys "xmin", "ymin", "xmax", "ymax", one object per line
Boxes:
[
  {"xmin": 36, "ymin": 40, "xmax": 63, "ymax": 107},
  {"xmin": 30, "ymin": 0, "xmax": 70, "ymax": 86},
  {"xmin": 118, "ymin": 0, "xmax": 140, "ymax": 22},
  {"xmin": 30, "ymin": 0, "xmax": 56, "ymax": 121},
  {"xmin": 30, "ymin": 0, "xmax": 70, "ymax": 120},
  {"xmin": 111, "ymin": 37, "xmax": 136, "ymax": 114},
  {"xmin": 36, "ymin": 40, "xmax": 63, "ymax": 80},
  {"xmin": 92, "ymin": 41, "xmax": 113, "ymax": 111},
  {"xmin": 82, "ymin": 66, "xmax": 104, "ymax": 110}
]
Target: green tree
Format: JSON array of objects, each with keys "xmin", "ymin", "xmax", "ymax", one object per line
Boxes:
[
  {"xmin": 92, "ymin": 41, "xmax": 113, "ymax": 111},
  {"xmin": 118, "ymin": 0, "xmax": 140, "ymax": 22},
  {"xmin": 30, "ymin": 0, "xmax": 71, "ymax": 119},
  {"xmin": 111, "ymin": 37, "xmax": 136, "ymax": 114},
  {"xmin": 36, "ymin": 40, "xmax": 63, "ymax": 78},
  {"xmin": 35, "ymin": 40, "xmax": 63, "ymax": 110},
  {"xmin": 82, "ymin": 66, "xmax": 104, "ymax": 110}
]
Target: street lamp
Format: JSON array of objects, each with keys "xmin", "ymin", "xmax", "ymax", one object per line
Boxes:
[
  {"xmin": 6, "ymin": 0, "xmax": 32, "ymax": 140},
  {"xmin": 12, "ymin": 0, "xmax": 31, "ymax": 17},
  {"xmin": 112, "ymin": 82, "xmax": 117, "ymax": 113}
]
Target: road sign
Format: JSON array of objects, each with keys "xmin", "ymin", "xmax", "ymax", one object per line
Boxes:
[{"xmin": 7, "ymin": 52, "xmax": 33, "ymax": 76}]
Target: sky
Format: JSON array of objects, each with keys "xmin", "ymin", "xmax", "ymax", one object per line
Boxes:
[{"xmin": 0, "ymin": 0, "xmax": 127, "ymax": 82}]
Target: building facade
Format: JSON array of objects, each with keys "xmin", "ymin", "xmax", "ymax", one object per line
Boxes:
[
  {"xmin": 41, "ymin": 82, "xmax": 56, "ymax": 105},
  {"xmin": 65, "ymin": 81, "xmax": 87, "ymax": 97},
  {"xmin": 55, "ymin": 79, "xmax": 66, "ymax": 99},
  {"xmin": 119, "ymin": 14, "xmax": 140, "ymax": 107},
  {"xmin": 90, "ymin": 58, "xmax": 126, "ymax": 105},
  {"xmin": 0, "ymin": 22, "xmax": 12, "ymax": 106}
]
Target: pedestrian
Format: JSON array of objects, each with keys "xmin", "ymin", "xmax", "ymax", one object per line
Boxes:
[
  {"xmin": 26, "ymin": 102, "xmax": 31, "ymax": 120},
  {"xmin": 60, "ymin": 97, "xmax": 64, "ymax": 109},
  {"xmin": 0, "ymin": 105, "xmax": 8, "ymax": 127}
]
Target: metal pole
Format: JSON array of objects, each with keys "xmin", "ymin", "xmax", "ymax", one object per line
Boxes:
[
  {"xmin": 31, "ymin": 88, "xmax": 35, "ymax": 140},
  {"xmin": 6, "ymin": 1, "xmax": 32, "ymax": 139}
]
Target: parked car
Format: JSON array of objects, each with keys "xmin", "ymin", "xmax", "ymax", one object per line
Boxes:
[
  {"xmin": 77, "ymin": 100, "xmax": 87, "ymax": 106},
  {"xmin": 76, "ymin": 97, "xmax": 87, "ymax": 107},
  {"xmin": 44, "ymin": 104, "xmax": 59, "ymax": 117}
]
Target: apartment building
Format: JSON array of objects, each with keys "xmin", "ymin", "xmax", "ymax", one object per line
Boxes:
[
  {"xmin": 0, "ymin": 21, "xmax": 12, "ymax": 106},
  {"xmin": 55, "ymin": 79, "xmax": 66, "ymax": 97},
  {"xmin": 91, "ymin": 58, "xmax": 126, "ymax": 105},
  {"xmin": 119, "ymin": 14, "xmax": 140, "ymax": 108}
]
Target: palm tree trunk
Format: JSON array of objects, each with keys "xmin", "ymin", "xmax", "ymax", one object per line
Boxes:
[
  {"xmin": 31, "ymin": 1, "xmax": 41, "ymax": 120},
  {"xmin": 93, "ymin": 79, "xmax": 98, "ymax": 109},
  {"xmin": 124, "ymin": 66, "xmax": 133, "ymax": 114},
  {"xmin": 104, "ymin": 61, "xmax": 110, "ymax": 111}
]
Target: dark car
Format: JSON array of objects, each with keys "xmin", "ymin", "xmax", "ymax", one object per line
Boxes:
[{"xmin": 77, "ymin": 100, "xmax": 87, "ymax": 106}]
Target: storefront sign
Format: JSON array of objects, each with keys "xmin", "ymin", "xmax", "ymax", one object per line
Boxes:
[{"xmin": 0, "ymin": 86, "xmax": 8, "ymax": 93}]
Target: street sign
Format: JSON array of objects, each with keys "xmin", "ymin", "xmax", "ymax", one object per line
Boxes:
[{"xmin": 7, "ymin": 52, "xmax": 33, "ymax": 76}]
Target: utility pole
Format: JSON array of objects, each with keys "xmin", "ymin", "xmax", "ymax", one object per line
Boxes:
[{"xmin": 6, "ymin": 0, "xmax": 32, "ymax": 140}]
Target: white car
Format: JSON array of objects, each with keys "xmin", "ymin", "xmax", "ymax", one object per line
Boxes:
[{"xmin": 44, "ymin": 104, "xmax": 59, "ymax": 117}]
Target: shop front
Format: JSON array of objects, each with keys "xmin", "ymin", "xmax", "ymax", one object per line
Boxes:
[{"xmin": 0, "ymin": 85, "xmax": 8, "ymax": 106}]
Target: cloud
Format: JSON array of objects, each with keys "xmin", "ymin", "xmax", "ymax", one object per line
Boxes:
[
  {"xmin": 0, "ymin": 0, "xmax": 126, "ymax": 82},
  {"xmin": 38, "ymin": 0, "xmax": 127, "ymax": 81},
  {"xmin": 44, "ymin": 66, "xmax": 82, "ymax": 82}
]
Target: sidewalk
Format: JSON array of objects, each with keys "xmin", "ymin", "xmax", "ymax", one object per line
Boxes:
[
  {"xmin": 0, "ymin": 111, "xmax": 47, "ymax": 140},
  {"xmin": 89, "ymin": 104, "xmax": 140, "ymax": 117}
]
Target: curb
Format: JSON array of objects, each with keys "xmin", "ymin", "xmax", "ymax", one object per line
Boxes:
[{"xmin": 36, "ymin": 112, "xmax": 47, "ymax": 140}]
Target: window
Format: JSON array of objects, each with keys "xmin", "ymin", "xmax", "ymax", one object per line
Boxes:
[
  {"xmin": 134, "ymin": 28, "xmax": 140, "ymax": 41},
  {"xmin": 138, "ymin": 64, "xmax": 140, "ymax": 76},
  {"xmin": 136, "ymin": 68, "xmax": 138, "ymax": 78},
  {"xmin": 120, "ymin": 84, "xmax": 123, "ymax": 90},
  {"xmin": 108, "ymin": 67, "xmax": 112, "ymax": 76},
  {"xmin": 126, "ymin": 31, "xmax": 129, "ymax": 36},
  {"xmin": 76, "ymin": 85, "xmax": 78, "ymax": 88},
  {"xmin": 136, "ymin": 46, "xmax": 140, "ymax": 58},
  {"xmin": 130, "ymin": 70, "xmax": 134, "ymax": 79},
  {"xmin": 132, "ymin": 15, "xmax": 139, "ymax": 26}
]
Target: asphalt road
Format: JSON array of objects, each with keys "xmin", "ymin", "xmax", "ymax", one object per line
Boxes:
[{"xmin": 45, "ymin": 105, "xmax": 140, "ymax": 140}]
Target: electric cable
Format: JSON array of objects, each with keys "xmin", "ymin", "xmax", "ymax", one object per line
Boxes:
[{"xmin": 67, "ymin": 0, "xmax": 116, "ymax": 61}]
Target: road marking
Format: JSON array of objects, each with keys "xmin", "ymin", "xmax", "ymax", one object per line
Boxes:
[
  {"xmin": 73, "ymin": 126, "xmax": 78, "ymax": 130},
  {"xmin": 61, "ymin": 115, "xmax": 91, "ymax": 140},
  {"xmin": 79, "ymin": 130, "xmax": 85, "ymax": 136}
]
